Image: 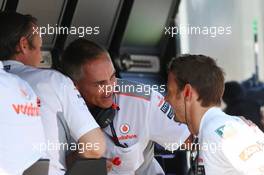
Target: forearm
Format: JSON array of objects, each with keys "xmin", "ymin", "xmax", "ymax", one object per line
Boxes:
[{"xmin": 78, "ymin": 128, "xmax": 106, "ymax": 158}]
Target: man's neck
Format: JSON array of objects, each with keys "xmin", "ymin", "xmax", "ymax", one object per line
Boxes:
[
  {"xmin": 10, "ymin": 55, "xmax": 24, "ymax": 63},
  {"xmin": 189, "ymin": 105, "xmax": 214, "ymax": 136}
]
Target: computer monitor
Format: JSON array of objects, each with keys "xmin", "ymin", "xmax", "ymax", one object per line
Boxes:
[
  {"xmin": 16, "ymin": 0, "xmax": 68, "ymax": 49},
  {"xmin": 66, "ymin": 158, "xmax": 107, "ymax": 175},
  {"xmin": 64, "ymin": 0, "xmax": 123, "ymax": 49},
  {"xmin": 120, "ymin": 0, "xmax": 175, "ymax": 55},
  {"xmin": 23, "ymin": 159, "xmax": 49, "ymax": 175},
  {"xmin": 0, "ymin": 0, "xmax": 6, "ymax": 10}
]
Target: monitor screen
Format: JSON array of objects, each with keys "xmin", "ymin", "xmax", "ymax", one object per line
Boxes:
[
  {"xmin": 16, "ymin": 0, "xmax": 67, "ymax": 49},
  {"xmin": 0, "ymin": 0, "xmax": 6, "ymax": 10},
  {"xmin": 64, "ymin": 0, "xmax": 123, "ymax": 49},
  {"xmin": 120, "ymin": 0, "xmax": 174, "ymax": 54}
]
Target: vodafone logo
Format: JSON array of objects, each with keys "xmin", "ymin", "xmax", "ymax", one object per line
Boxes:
[
  {"xmin": 120, "ymin": 124, "xmax": 130, "ymax": 134},
  {"xmin": 12, "ymin": 103, "xmax": 40, "ymax": 117}
]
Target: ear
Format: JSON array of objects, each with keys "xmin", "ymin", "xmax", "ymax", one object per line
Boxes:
[
  {"xmin": 183, "ymin": 84, "xmax": 192, "ymax": 101},
  {"xmin": 18, "ymin": 36, "xmax": 30, "ymax": 54}
]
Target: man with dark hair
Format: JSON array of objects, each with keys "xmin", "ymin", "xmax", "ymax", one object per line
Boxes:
[
  {"xmin": 0, "ymin": 12, "xmax": 40, "ymax": 66},
  {"xmin": 223, "ymin": 81, "xmax": 264, "ymax": 132},
  {"xmin": 0, "ymin": 12, "xmax": 106, "ymax": 175},
  {"xmin": 60, "ymin": 38, "xmax": 190, "ymax": 175},
  {"xmin": 0, "ymin": 60, "xmax": 45, "ymax": 175},
  {"xmin": 166, "ymin": 54, "xmax": 264, "ymax": 174}
]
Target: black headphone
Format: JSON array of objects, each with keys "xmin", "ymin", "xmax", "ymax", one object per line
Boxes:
[
  {"xmin": 89, "ymin": 93, "xmax": 120, "ymax": 128},
  {"xmin": 90, "ymin": 103, "xmax": 120, "ymax": 128},
  {"xmin": 89, "ymin": 96, "xmax": 128, "ymax": 148}
]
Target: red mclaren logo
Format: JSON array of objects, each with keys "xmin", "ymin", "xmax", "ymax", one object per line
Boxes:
[{"xmin": 120, "ymin": 124, "xmax": 130, "ymax": 134}]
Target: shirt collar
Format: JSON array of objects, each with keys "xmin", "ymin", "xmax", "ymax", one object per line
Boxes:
[
  {"xmin": 3, "ymin": 60, "xmax": 24, "ymax": 66},
  {"xmin": 2, "ymin": 60, "xmax": 25, "ymax": 71},
  {"xmin": 198, "ymin": 107, "xmax": 222, "ymax": 138}
]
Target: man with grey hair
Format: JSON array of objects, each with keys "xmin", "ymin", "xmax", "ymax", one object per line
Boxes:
[{"xmin": 60, "ymin": 38, "xmax": 190, "ymax": 175}]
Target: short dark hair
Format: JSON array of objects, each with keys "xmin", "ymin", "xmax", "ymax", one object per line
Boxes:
[
  {"xmin": 0, "ymin": 11, "xmax": 37, "ymax": 60},
  {"xmin": 168, "ymin": 54, "xmax": 225, "ymax": 107},
  {"xmin": 61, "ymin": 38, "xmax": 107, "ymax": 81}
]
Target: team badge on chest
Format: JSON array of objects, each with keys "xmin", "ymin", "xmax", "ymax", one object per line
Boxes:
[{"xmin": 120, "ymin": 123, "xmax": 130, "ymax": 134}]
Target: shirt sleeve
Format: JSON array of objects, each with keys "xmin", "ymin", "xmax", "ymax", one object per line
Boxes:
[
  {"xmin": 58, "ymin": 75, "xmax": 99, "ymax": 141},
  {"xmin": 216, "ymin": 118, "xmax": 264, "ymax": 174},
  {"xmin": 148, "ymin": 90, "xmax": 190, "ymax": 151}
]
